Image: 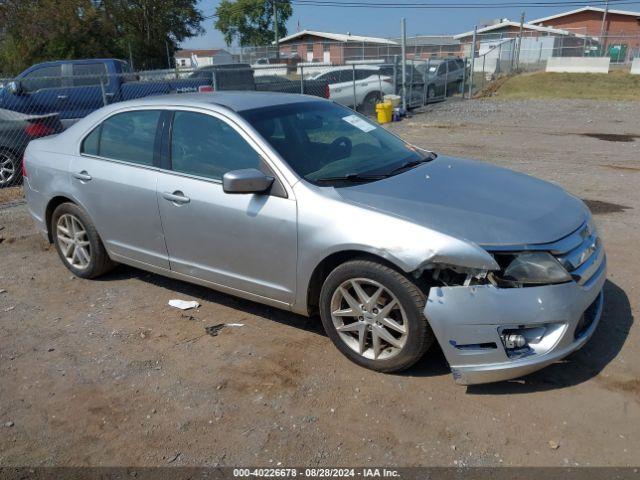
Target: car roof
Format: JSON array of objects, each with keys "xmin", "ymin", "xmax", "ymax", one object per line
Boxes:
[
  {"xmin": 318, "ymin": 65, "xmax": 381, "ymax": 72},
  {"xmin": 103, "ymin": 91, "xmax": 326, "ymax": 113}
]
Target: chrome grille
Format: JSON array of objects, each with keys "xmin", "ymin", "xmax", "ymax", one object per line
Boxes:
[{"xmin": 555, "ymin": 223, "xmax": 605, "ymax": 286}]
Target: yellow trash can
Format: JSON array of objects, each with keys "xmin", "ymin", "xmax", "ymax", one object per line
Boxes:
[{"xmin": 376, "ymin": 102, "xmax": 393, "ymax": 124}]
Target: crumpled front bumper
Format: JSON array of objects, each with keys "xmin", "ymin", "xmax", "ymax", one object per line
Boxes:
[{"xmin": 425, "ymin": 257, "xmax": 606, "ymax": 385}]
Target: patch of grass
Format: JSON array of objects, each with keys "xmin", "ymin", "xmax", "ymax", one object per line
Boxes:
[
  {"xmin": 0, "ymin": 186, "xmax": 23, "ymax": 205},
  {"xmin": 493, "ymin": 70, "xmax": 640, "ymax": 101}
]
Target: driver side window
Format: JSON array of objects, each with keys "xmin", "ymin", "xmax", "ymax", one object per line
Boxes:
[
  {"xmin": 22, "ymin": 66, "xmax": 62, "ymax": 92},
  {"xmin": 171, "ymin": 111, "xmax": 262, "ymax": 181}
]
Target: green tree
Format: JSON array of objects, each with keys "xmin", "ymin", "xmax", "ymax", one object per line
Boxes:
[
  {"xmin": 214, "ymin": 0, "xmax": 292, "ymax": 47},
  {"xmin": 0, "ymin": 0, "xmax": 204, "ymax": 75},
  {"xmin": 0, "ymin": 0, "xmax": 120, "ymax": 74},
  {"xmin": 104, "ymin": 0, "xmax": 205, "ymax": 70}
]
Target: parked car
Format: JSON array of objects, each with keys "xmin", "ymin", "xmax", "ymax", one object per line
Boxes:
[
  {"xmin": 190, "ymin": 66, "xmax": 329, "ymax": 99},
  {"xmin": 188, "ymin": 63, "xmax": 257, "ymax": 91},
  {"xmin": 308, "ymin": 66, "xmax": 394, "ymax": 114},
  {"xmin": 24, "ymin": 92, "xmax": 606, "ymax": 385},
  {"xmin": 0, "ymin": 109, "xmax": 64, "ymax": 188},
  {"xmin": 0, "ymin": 59, "xmax": 215, "ymax": 122},
  {"xmin": 254, "ymin": 74, "xmax": 329, "ymax": 99},
  {"xmin": 416, "ymin": 58, "xmax": 466, "ymax": 100},
  {"xmin": 377, "ymin": 63, "xmax": 426, "ymax": 109}
]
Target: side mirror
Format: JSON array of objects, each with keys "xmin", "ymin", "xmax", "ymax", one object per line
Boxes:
[
  {"xmin": 6, "ymin": 80, "xmax": 22, "ymax": 95},
  {"xmin": 222, "ymin": 168, "xmax": 274, "ymax": 194}
]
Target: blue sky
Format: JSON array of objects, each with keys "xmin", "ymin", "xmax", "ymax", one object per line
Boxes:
[{"xmin": 183, "ymin": 1, "xmax": 600, "ymax": 49}]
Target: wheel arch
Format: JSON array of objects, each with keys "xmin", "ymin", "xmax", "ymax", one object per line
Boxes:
[
  {"xmin": 45, "ymin": 195, "xmax": 76, "ymax": 243},
  {"xmin": 0, "ymin": 145, "xmax": 21, "ymax": 157},
  {"xmin": 305, "ymin": 249, "xmax": 410, "ymax": 317}
]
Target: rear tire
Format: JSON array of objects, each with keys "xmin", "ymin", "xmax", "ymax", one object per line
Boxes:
[
  {"xmin": 51, "ymin": 202, "xmax": 116, "ymax": 279},
  {"xmin": 319, "ymin": 259, "xmax": 434, "ymax": 372},
  {"xmin": 360, "ymin": 91, "xmax": 382, "ymax": 116}
]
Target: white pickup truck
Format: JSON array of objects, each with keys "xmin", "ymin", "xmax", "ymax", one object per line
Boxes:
[{"xmin": 308, "ymin": 66, "xmax": 394, "ymax": 114}]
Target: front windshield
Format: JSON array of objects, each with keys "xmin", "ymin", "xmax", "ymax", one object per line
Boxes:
[{"xmin": 240, "ymin": 101, "xmax": 426, "ymax": 184}]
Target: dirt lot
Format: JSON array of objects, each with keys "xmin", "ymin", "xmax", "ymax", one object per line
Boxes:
[{"xmin": 1, "ymin": 98, "xmax": 638, "ymax": 467}]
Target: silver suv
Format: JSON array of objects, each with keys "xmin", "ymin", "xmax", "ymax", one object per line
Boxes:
[
  {"xmin": 24, "ymin": 92, "xmax": 605, "ymax": 385},
  {"xmin": 417, "ymin": 58, "xmax": 466, "ymax": 100}
]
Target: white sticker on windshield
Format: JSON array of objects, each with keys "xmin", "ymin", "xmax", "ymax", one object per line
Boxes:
[{"xmin": 342, "ymin": 114, "xmax": 377, "ymax": 133}]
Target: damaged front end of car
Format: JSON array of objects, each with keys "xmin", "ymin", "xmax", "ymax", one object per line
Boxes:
[{"xmin": 421, "ymin": 220, "xmax": 606, "ymax": 385}]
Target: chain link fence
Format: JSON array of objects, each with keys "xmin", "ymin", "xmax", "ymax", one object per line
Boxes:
[
  {"xmin": 1, "ymin": 31, "xmax": 638, "ymax": 189},
  {"xmin": 0, "ymin": 57, "xmax": 463, "ymax": 189}
]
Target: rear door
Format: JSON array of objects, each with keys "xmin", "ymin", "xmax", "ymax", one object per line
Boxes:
[
  {"xmin": 155, "ymin": 109, "xmax": 297, "ymax": 303},
  {"xmin": 65, "ymin": 62, "xmax": 109, "ymax": 119},
  {"xmin": 332, "ymin": 70, "xmax": 356, "ymax": 107},
  {"xmin": 69, "ymin": 109, "xmax": 169, "ymax": 268}
]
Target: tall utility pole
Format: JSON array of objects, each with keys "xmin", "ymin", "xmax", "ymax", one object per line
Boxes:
[
  {"xmin": 599, "ymin": 0, "xmax": 610, "ymax": 56},
  {"xmin": 274, "ymin": 0, "xmax": 280, "ymax": 61}
]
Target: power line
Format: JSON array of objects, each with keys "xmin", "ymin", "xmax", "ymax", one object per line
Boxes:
[{"xmin": 288, "ymin": 0, "xmax": 640, "ymax": 8}]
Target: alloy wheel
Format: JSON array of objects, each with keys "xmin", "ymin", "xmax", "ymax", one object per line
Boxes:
[
  {"xmin": 56, "ymin": 213, "xmax": 92, "ymax": 270},
  {"xmin": 330, "ymin": 278, "xmax": 408, "ymax": 360},
  {"xmin": 0, "ymin": 153, "xmax": 16, "ymax": 186}
]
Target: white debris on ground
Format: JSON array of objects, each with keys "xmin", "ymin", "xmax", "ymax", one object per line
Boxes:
[{"xmin": 168, "ymin": 299, "xmax": 200, "ymax": 310}]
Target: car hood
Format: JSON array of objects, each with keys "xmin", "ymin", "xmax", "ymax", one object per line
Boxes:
[{"xmin": 333, "ymin": 156, "xmax": 587, "ymax": 247}]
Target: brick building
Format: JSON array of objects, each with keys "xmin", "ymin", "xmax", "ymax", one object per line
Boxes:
[
  {"xmin": 530, "ymin": 6, "xmax": 640, "ymax": 59},
  {"xmin": 276, "ymin": 30, "xmax": 399, "ymax": 64}
]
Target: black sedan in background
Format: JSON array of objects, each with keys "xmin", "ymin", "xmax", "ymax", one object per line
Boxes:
[{"xmin": 0, "ymin": 109, "xmax": 64, "ymax": 188}]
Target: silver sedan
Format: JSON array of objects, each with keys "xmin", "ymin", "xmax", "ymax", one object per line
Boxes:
[{"xmin": 23, "ymin": 92, "xmax": 606, "ymax": 384}]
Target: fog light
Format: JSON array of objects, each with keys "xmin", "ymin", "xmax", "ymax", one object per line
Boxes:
[{"xmin": 501, "ymin": 333, "xmax": 527, "ymax": 349}]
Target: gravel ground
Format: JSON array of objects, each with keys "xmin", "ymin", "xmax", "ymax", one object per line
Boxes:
[{"xmin": 0, "ymin": 98, "xmax": 638, "ymax": 467}]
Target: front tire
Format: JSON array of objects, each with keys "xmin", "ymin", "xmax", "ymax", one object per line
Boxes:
[
  {"xmin": 426, "ymin": 85, "xmax": 437, "ymax": 103},
  {"xmin": 0, "ymin": 150, "xmax": 21, "ymax": 188},
  {"xmin": 51, "ymin": 202, "xmax": 115, "ymax": 279},
  {"xmin": 319, "ymin": 259, "xmax": 434, "ymax": 372}
]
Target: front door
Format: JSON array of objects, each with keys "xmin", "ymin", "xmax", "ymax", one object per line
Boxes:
[
  {"xmin": 156, "ymin": 110, "xmax": 297, "ymax": 304},
  {"xmin": 69, "ymin": 109, "xmax": 169, "ymax": 269},
  {"xmin": 4, "ymin": 64, "xmax": 66, "ymax": 117}
]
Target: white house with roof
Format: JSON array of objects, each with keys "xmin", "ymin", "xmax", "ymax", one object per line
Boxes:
[
  {"xmin": 174, "ymin": 49, "xmax": 233, "ymax": 70},
  {"xmin": 454, "ymin": 19, "xmax": 594, "ymax": 71}
]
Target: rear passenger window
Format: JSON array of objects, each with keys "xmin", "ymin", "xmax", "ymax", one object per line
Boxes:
[
  {"xmin": 72, "ymin": 63, "xmax": 108, "ymax": 87},
  {"xmin": 81, "ymin": 110, "xmax": 161, "ymax": 165},
  {"xmin": 171, "ymin": 112, "xmax": 261, "ymax": 181},
  {"xmin": 81, "ymin": 126, "xmax": 100, "ymax": 155},
  {"xmin": 355, "ymin": 70, "xmax": 374, "ymax": 81}
]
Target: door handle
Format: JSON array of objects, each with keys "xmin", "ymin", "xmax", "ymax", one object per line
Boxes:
[
  {"xmin": 73, "ymin": 171, "xmax": 92, "ymax": 182},
  {"xmin": 57, "ymin": 95, "xmax": 68, "ymax": 100},
  {"xmin": 162, "ymin": 191, "xmax": 190, "ymax": 204}
]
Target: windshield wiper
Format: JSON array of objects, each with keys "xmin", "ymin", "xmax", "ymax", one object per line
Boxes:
[
  {"xmin": 314, "ymin": 173, "xmax": 389, "ymax": 184},
  {"xmin": 385, "ymin": 155, "xmax": 434, "ymax": 177}
]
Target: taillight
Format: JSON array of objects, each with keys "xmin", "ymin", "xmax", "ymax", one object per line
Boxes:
[
  {"xmin": 198, "ymin": 85, "xmax": 214, "ymax": 93},
  {"xmin": 324, "ymin": 84, "xmax": 330, "ymax": 99},
  {"xmin": 21, "ymin": 155, "xmax": 27, "ymax": 178},
  {"xmin": 25, "ymin": 122, "xmax": 55, "ymax": 138}
]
